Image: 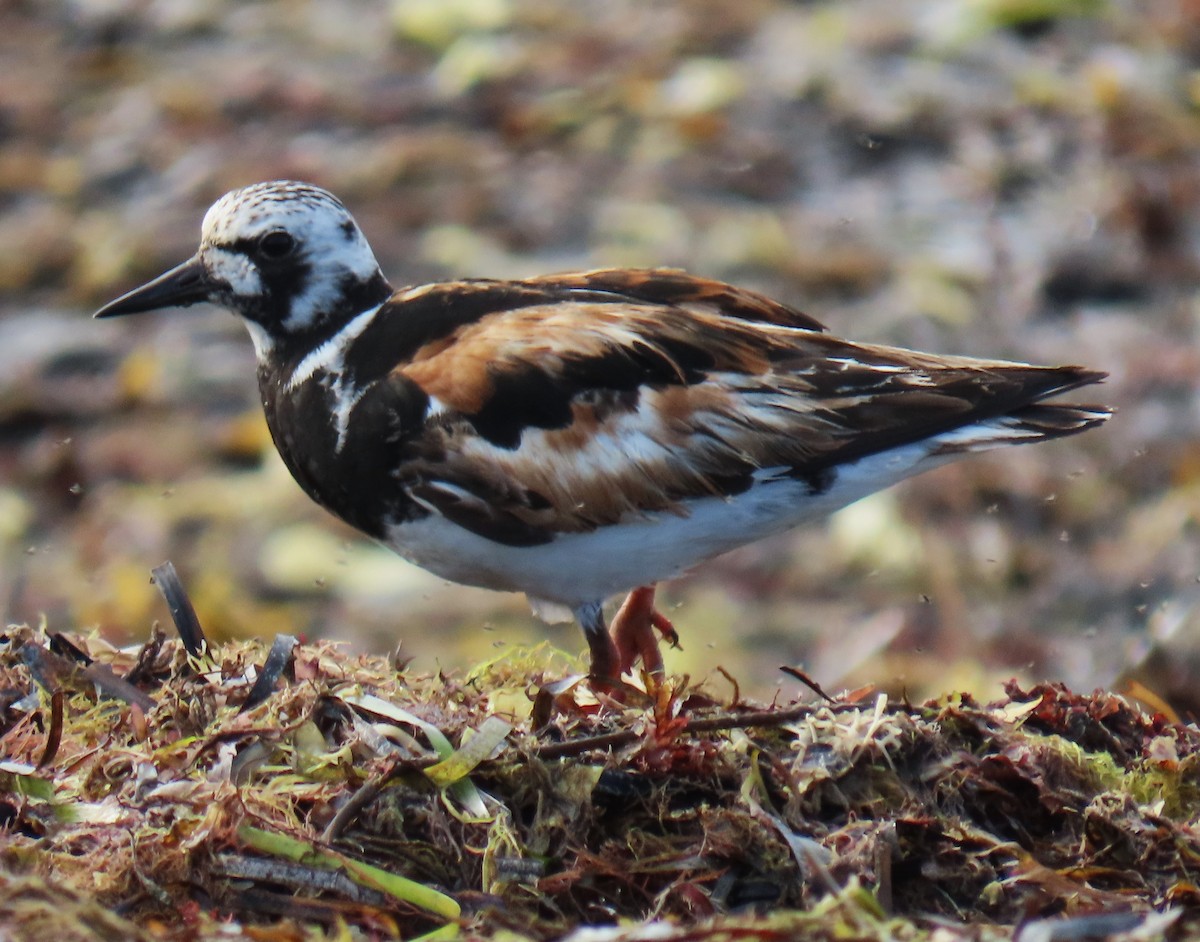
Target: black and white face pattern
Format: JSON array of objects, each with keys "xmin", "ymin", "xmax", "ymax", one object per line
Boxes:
[{"xmin": 196, "ymin": 182, "xmax": 389, "ymax": 357}]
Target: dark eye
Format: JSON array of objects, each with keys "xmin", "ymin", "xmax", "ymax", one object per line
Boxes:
[{"xmin": 257, "ymin": 230, "xmax": 296, "ymax": 260}]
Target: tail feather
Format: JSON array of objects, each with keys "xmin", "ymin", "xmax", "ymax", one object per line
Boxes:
[
  {"xmin": 927, "ymin": 401, "xmax": 1112, "ymax": 457},
  {"xmin": 816, "ymin": 360, "xmax": 1111, "ymax": 466}
]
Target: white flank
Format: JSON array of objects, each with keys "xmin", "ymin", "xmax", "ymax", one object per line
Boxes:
[{"xmin": 381, "ymin": 431, "xmax": 990, "ymax": 610}]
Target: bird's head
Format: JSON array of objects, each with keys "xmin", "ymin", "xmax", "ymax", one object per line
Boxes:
[{"xmin": 94, "ymin": 181, "xmax": 392, "ymax": 358}]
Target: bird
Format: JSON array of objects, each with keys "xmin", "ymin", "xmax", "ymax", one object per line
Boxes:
[{"xmin": 95, "ymin": 181, "xmax": 1111, "ymax": 684}]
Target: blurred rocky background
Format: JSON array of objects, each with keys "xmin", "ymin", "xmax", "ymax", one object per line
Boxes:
[{"xmin": 2, "ymin": 0, "xmax": 1198, "ymax": 708}]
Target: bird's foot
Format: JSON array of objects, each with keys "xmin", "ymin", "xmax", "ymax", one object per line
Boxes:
[
  {"xmin": 577, "ymin": 586, "xmax": 679, "ymax": 700},
  {"xmin": 611, "ymin": 585, "xmax": 680, "ymax": 677}
]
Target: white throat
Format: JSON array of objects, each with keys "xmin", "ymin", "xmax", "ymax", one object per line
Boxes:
[{"xmin": 243, "ymin": 319, "xmax": 276, "ymax": 359}]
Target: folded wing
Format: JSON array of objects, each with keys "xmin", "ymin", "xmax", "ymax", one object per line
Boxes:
[{"xmin": 374, "ymin": 272, "xmax": 1107, "ymax": 546}]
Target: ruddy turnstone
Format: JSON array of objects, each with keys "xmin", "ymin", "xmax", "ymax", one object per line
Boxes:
[{"xmin": 95, "ymin": 181, "xmax": 1110, "ymax": 682}]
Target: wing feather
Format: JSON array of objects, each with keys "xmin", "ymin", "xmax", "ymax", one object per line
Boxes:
[
  {"xmin": 358, "ymin": 273, "xmax": 1107, "ymax": 546},
  {"xmin": 521, "ymin": 268, "xmax": 826, "ymax": 331}
]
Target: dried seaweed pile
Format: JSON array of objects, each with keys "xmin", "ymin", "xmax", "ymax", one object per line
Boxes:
[{"xmin": 1, "ymin": 594, "xmax": 1198, "ymax": 941}]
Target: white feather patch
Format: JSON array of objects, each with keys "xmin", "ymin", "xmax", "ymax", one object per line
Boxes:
[
  {"xmin": 206, "ymin": 248, "xmax": 262, "ymax": 298},
  {"xmin": 287, "ymin": 303, "xmax": 384, "ymax": 389},
  {"xmin": 243, "ymin": 319, "xmax": 275, "ymax": 358},
  {"xmin": 527, "ymin": 597, "xmax": 576, "ymax": 624}
]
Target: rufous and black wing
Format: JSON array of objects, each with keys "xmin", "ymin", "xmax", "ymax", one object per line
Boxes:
[
  {"xmin": 521, "ymin": 268, "xmax": 828, "ymax": 330},
  {"xmin": 334, "ymin": 271, "xmax": 1108, "ymax": 547}
]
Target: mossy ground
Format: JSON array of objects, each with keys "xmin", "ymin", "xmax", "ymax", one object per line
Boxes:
[{"xmin": 1, "ymin": 618, "xmax": 1196, "ymax": 941}]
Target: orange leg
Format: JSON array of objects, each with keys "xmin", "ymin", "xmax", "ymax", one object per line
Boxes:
[
  {"xmin": 577, "ymin": 588, "xmax": 681, "ymax": 682},
  {"xmin": 609, "ymin": 585, "xmax": 680, "ymax": 676}
]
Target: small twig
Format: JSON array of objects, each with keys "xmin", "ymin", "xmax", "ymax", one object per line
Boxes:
[
  {"xmin": 682, "ymin": 703, "xmax": 816, "ymax": 734},
  {"xmin": 240, "ymin": 634, "xmax": 298, "ymax": 713},
  {"xmin": 35, "ymin": 690, "xmax": 63, "ymax": 769},
  {"xmin": 532, "ymin": 703, "xmax": 823, "ymax": 761},
  {"xmin": 213, "ymin": 853, "xmax": 392, "ymax": 906},
  {"xmin": 779, "ymin": 665, "xmax": 837, "ymax": 703},
  {"xmin": 533, "ymin": 729, "xmax": 641, "ymax": 761},
  {"xmin": 237, "ymin": 825, "xmax": 461, "ymax": 920},
  {"xmin": 19, "ymin": 642, "xmax": 155, "ymax": 711},
  {"xmin": 716, "ymin": 665, "xmax": 741, "ymax": 706},
  {"xmin": 874, "ymin": 822, "xmax": 896, "ymax": 915},
  {"xmin": 322, "ymin": 757, "xmax": 403, "ymax": 842},
  {"xmin": 82, "ymin": 662, "xmax": 157, "ymax": 712},
  {"xmin": 150, "ymin": 562, "xmax": 207, "ymax": 657}
]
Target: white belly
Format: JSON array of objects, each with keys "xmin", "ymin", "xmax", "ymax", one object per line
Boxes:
[{"xmin": 382, "ymin": 440, "xmax": 956, "ymax": 609}]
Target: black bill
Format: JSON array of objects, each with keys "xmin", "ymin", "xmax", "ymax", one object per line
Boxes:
[{"xmin": 93, "ymin": 255, "xmax": 212, "ymax": 318}]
